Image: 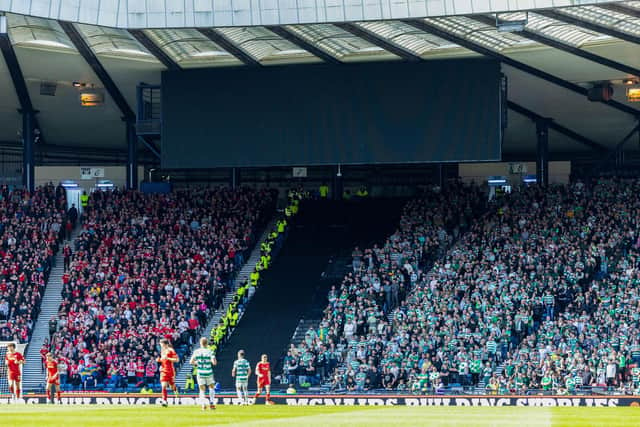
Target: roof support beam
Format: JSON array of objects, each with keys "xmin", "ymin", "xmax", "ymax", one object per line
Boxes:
[
  {"xmin": 598, "ymin": 3, "xmax": 640, "ymax": 20},
  {"xmin": 536, "ymin": 9, "xmax": 640, "ymax": 46},
  {"xmin": 59, "ymin": 21, "xmax": 135, "ymax": 121},
  {"xmin": 595, "ymin": 121, "xmax": 640, "ymax": 169},
  {"xmin": 403, "ymin": 19, "xmax": 640, "ymax": 118},
  {"xmin": 129, "ymin": 29, "xmax": 181, "ymax": 71},
  {"xmin": 0, "ymin": 36, "xmax": 34, "ymax": 113},
  {"xmin": 0, "ymin": 33, "xmax": 45, "ymax": 144},
  {"xmin": 267, "ymin": 26, "xmax": 342, "ymax": 65},
  {"xmin": 333, "ymin": 23, "xmax": 421, "ymax": 62},
  {"xmin": 470, "ymin": 15, "xmax": 640, "ymax": 77},
  {"xmin": 138, "ymin": 135, "xmax": 160, "ymax": 159},
  {"xmin": 197, "ymin": 29, "xmax": 260, "ymax": 67},
  {"xmin": 126, "ymin": 121, "xmax": 138, "ymax": 190},
  {"xmin": 507, "ymin": 101, "xmax": 607, "ymax": 151}
]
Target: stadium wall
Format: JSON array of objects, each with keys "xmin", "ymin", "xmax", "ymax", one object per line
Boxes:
[
  {"xmin": 1, "ymin": 394, "xmax": 637, "ymax": 407},
  {"xmin": 458, "ymin": 161, "xmax": 570, "ymax": 185},
  {"xmin": 35, "ymin": 166, "xmax": 145, "ymax": 190}
]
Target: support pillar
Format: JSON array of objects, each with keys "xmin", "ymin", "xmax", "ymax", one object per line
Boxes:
[
  {"xmin": 536, "ymin": 119, "xmax": 550, "ymax": 187},
  {"xmin": 333, "ymin": 165, "xmax": 343, "ymax": 200},
  {"xmin": 230, "ymin": 167, "xmax": 240, "ymax": 189},
  {"xmin": 21, "ymin": 109, "xmax": 36, "ymax": 193},
  {"xmin": 126, "ymin": 120, "xmax": 138, "ymax": 190}
]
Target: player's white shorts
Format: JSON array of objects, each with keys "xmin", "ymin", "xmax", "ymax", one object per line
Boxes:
[
  {"xmin": 197, "ymin": 375, "xmax": 215, "ymax": 386},
  {"xmin": 236, "ymin": 381, "xmax": 248, "ymax": 389}
]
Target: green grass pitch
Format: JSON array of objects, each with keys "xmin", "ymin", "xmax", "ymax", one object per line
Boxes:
[{"xmin": 1, "ymin": 405, "xmax": 639, "ymax": 427}]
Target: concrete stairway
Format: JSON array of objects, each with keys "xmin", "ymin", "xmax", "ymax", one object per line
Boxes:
[
  {"xmin": 290, "ymin": 319, "xmax": 321, "ymax": 347},
  {"xmin": 175, "ymin": 219, "xmax": 275, "ymax": 387},
  {"xmin": 22, "ymin": 229, "xmax": 80, "ymax": 392},
  {"xmin": 475, "ymin": 362, "xmax": 505, "ymax": 393}
]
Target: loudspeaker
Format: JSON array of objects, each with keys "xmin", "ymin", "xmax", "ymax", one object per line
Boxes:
[
  {"xmin": 587, "ymin": 84, "xmax": 613, "ymax": 102},
  {"xmin": 40, "ymin": 81, "xmax": 57, "ymax": 96}
]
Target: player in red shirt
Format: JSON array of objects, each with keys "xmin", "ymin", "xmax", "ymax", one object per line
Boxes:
[
  {"xmin": 45, "ymin": 353, "xmax": 61, "ymax": 404},
  {"xmin": 254, "ymin": 354, "xmax": 275, "ymax": 405},
  {"xmin": 5, "ymin": 342, "xmax": 25, "ymax": 402},
  {"xmin": 157, "ymin": 339, "xmax": 179, "ymax": 406}
]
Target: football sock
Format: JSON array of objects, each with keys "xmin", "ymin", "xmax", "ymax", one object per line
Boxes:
[
  {"xmin": 209, "ymin": 388, "xmax": 215, "ymax": 404},
  {"xmin": 162, "ymin": 387, "xmax": 168, "ymax": 401}
]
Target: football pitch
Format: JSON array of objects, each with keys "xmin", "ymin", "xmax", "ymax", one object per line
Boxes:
[{"xmin": 0, "ymin": 405, "xmax": 639, "ymax": 427}]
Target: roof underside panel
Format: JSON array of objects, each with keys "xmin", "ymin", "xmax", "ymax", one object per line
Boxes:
[
  {"xmin": 355, "ymin": 21, "xmax": 476, "ymax": 58},
  {"xmin": 501, "ymin": 12, "xmax": 611, "ymax": 48},
  {"xmin": 75, "ymin": 23, "xmax": 158, "ymax": 62},
  {"xmin": 213, "ymin": 27, "xmax": 321, "ymax": 65},
  {"xmin": 143, "ymin": 29, "xmax": 241, "ymax": 68},
  {"xmin": 283, "ymin": 24, "xmax": 399, "ymax": 62},
  {"xmin": 6, "ymin": 13, "xmax": 74, "ymax": 51},
  {"xmin": 12, "ymin": 44, "xmax": 125, "ymax": 149},
  {"xmin": 557, "ymin": 5, "xmax": 640, "ymax": 37},
  {"xmin": 425, "ymin": 16, "xmax": 539, "ymax": 52}
]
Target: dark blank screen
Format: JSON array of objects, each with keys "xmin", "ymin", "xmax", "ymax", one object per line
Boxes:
[{"xmin": 161, "ymin": 59, "xmax": 502, "ymax": 168}]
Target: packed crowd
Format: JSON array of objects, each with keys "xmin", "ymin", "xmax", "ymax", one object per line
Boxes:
[
  {"xmin": 0, "ymin": 184, "xmax": 66, "ymax": 343},
  {"xmin": 377, "ymin": 183, "xmax": 599, "ymax": 393},
  {"xmin": 282, "ymin": 184, "xmax": 486, "ymax": 388},
  {"xmin": 285, "ymin": 178, "xmax": 640, "ymax": 394},
  {"xmin": 47, "ymin": 187, "xmax": 275, "ymax": 390},
  {"xmin": 501, "ymin": 179, "xmax": 640, "ymax": 394}
]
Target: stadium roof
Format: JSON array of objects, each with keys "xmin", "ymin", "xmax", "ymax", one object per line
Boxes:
[
  {"xmin": 1, "ymin": 2, "xmax": 640, "ymax": 163},
  {"xmin": 0, "ymin": 0, "xmax": 619, "ymax": 28}
]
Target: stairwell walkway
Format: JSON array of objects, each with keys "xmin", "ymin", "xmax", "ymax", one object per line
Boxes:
[
  {"xmin": 290, "ymin": 319, "xmax": 321, "ymax": 348},
  {"xmin": 22, "ymin": 228, "xmax": 81, "ymax": 392},
  {"xmin": 175, "ymin": 219, "xmax": 276, "ymax": 387}
]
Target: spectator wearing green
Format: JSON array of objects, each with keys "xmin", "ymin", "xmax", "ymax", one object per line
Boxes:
[
  {"xmin": 541, "ymin": 375, "xmax": 552, "ymax": 391},
  {"xmin": 319, "ymin": 183, "xmax": 329, "ymax": 198}
]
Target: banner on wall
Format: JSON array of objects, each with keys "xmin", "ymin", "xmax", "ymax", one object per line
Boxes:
[
  {"xmin": 1, "ymin": 395, "xmax": 638, "ymax": 407},
  {"xmin": 80, "ymin": 167, "xmax": 105, "ymax": 180}
]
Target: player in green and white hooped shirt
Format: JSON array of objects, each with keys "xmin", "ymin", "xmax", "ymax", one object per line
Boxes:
[
  {"xmin": 232, "ymin": 350, "xmax": 252, "ymax": 405},
  {"xmin": 190, "ymin": 337, "xmax": 217, "ymax": 410}
]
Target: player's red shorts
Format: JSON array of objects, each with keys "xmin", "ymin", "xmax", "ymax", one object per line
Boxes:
[
  {"xmin": 258, "ymin": 378, "xmax": 271, "ymax": 388},
  {"xmin": 160, "ymin": 373, "xmax": 175, "ymax": 386},
  {"xmin": 47, "ymin": 378, "xmax": 60, "ymax": 386},
  {"xmin": 8, "ymin": 371, "xmax": 21, "ymax": 382}
]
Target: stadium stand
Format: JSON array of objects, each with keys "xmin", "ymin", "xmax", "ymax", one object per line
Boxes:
[
  {"xmin": 282, "ymin": 183, "xmax": 486, "ymax": 390},
  {"xmin": 0, "ymin": 183, "xmax": 66, "ymax": 344},
  {"xmin": 283, "ymin": 179, "xmax": 640, "ymax": 394},
  {"xmin": 47, "ymin": 187, "xmax": 275, "ymax": 391}
]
